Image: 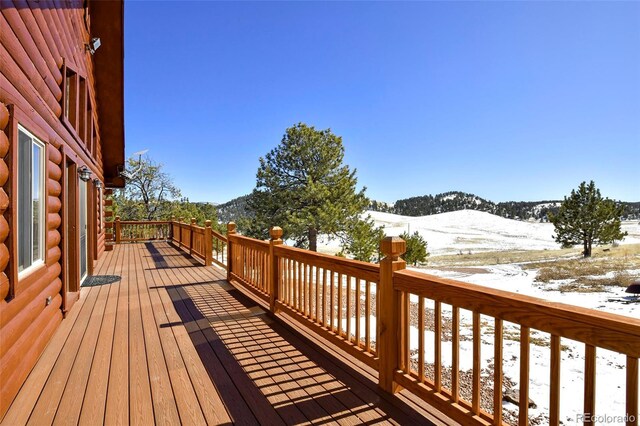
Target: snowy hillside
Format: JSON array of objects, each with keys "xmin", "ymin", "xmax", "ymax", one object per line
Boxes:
[
  {"xmin": 367, "ymin": 209, "xmax": 558, "ymax": 255},
  {"xmin": 362, "ymin": 209, "xmax": 640, "ymax": 256}
]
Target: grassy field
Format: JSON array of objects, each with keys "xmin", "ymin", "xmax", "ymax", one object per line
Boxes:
[{"xmin": 427, "ymin": 243, "xmax": 640, "ymax": 292}]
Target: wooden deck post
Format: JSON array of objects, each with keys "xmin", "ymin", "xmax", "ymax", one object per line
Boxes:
[
  {"xmin": 227, "ymin": 222, "xmax": 237, "ymax": 282},
  {"xmin": 178, "ymin": 217, "xmax": 184, "ymax": 246},
  {"xmin": 190, "ymin": 218, "xmax": 196, "ymax": 255},
  {"xmin": 170, "ymin": 215, "xmax": 175, "ymax": 242},
  {"xmin": 204, "ymin": 220, "xmax": 213, "ymax": 266},
  {"xmin": 115, "ymin": 216, "xmax": 121, "ymax": 244},
  {"xmin": 269, "ymin": 226, "xmax": 283, "ymax": 313},
  {"xmin": 378, "ymin": 236, "xmax": 406, "ymax": 394}
]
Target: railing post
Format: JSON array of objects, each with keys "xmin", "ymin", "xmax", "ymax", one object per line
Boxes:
[
  {"xmin": 190, "ymin": 218, "xmax": 196, "ymax": 255},
  {"xmin": 204, "ymin": 220, "xmax": 213, "ymax": 266},
  {"xmin": 269, "ymin": 226, "xmax": 283, "ymax": 313},
  {"xmin": 115, "ymin": 216, "xmax": 121, "ymax": 244},
  {"xmin": 227, "ymin": 222, "xmax": 237, "ymax": 281},
  {"xmin": 378, "ymin": 236, "xmax": 406, "ymax": 394},
  {"xmin": 170, "ymin": 215, "xmax": 175, "ymax": 241},
  {"xmin": 178, "ymin": 217, "xmax": 184, "ymax": 247}
]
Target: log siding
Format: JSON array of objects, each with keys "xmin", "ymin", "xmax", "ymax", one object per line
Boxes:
[{"xmin": 0, "ymin": 0, "xmax": 124, "ymax": 418}]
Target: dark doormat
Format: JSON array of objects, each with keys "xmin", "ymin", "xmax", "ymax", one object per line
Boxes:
[{"xmin": 82, "ymin": 275, "xmax": 122, "ymax": 287}]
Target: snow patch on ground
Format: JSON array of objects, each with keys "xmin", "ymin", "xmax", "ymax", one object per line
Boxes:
[{"xmin": 417, "ymin": 264, "xmax": 638, "ymax": 424}]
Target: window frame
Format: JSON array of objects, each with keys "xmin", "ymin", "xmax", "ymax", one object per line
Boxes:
[
  {"xmin": 4, "ymin": 105, "xmax": 51, "ymax": 302},
  {"xmin": 61, "ymin": 59, "xmax": 94, "ymax": 152},
  {"xmin": 16, "ymin": 125, "xmax": 47, "ymax": 278}
]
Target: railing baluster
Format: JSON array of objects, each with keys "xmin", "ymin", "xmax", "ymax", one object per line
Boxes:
[
  {"xmin": 330, "ymin": 270, "xmax": 335, "ymax": 332},
  {"xmin": 306, "ymin": 263, "xmax": 311, "ymax": 318},
  {"xmin": 355, "ymin": 278, "xmax": 361, "ymax": 347},
  {"xmin": 418, "ymin": 297, "xmax": 425, "ymax": 382},
  {"xmin": 472, "ymin": 311, "xmax": 481, "ymax": 414},
  {"xmin": 365, "ymin": 280, "xmax": 371, "ymax": 353},
  {"xmin": 452, "ymin": 306, "xmax": 460, "ymax": 403},
  {"xmin": 494, "ymin": 318, "xmax": 503, "ymax": 425},
  {"xmin": 321, "ymin": 268, "xmax": 327, "ymax": 327},
  {"xmin": 316, "ymin": 266, "xmax": 320, "ymax": 323},
  {"xmin": 285, "ymin": 258, "xmax": 291, "ymax": 305},
  {"xmin": 550, "ymin": 334, "xmax": 560, "ymax": 426},
  {"xmin": 627, "ymin": 356, "xmax": 638, "ymax": 426},
  {"xmin": 584, "ymin": 344, "xmax": 596, "ymax": 421},
  {"xmin": 346, "ymin": 275, "xmax": 352, "ymax": 342},
  {"xmin": 403, "ymin": 292, "xmax": 410, "ymax": 373},
  {"xmin": 435, "ymin": 301, "xmax": 442, "ymax": 392},
  {"xmin": 338, "ymin": 273, "xmax": 343, "ymax": 337},
  {"xmin": 519, "ymin": 326, "xmax": 530, "ymax": 425},
  {"xmin": 305, "ymin": 263, "xmax": 310, "ymax": 317}
]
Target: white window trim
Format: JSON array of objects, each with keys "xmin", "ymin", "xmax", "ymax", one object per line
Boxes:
[{"xmin": 17, "ymin": 124, "xmax": 46, "ymax": 278}]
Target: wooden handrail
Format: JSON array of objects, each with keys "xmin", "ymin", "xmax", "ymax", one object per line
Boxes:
[
  {"xmin": 394, "ymin": 269, "xmax": 640, "ymax": 355},
  {"xmin": 118, "ymin": 220, "xmax": 171, "ymax": 225},
  {"xmin": 114, "ymin": 217, "xmax": 172, "ymax": 243}
]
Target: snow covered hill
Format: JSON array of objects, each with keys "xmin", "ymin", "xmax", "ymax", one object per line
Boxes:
[
  {"xmin": 366, "ymin": 209, "xmax": 558, "ymax": 255},
  {"xmin": 364, "ymin": 209, "xmax": 640, "ymax": 256}
]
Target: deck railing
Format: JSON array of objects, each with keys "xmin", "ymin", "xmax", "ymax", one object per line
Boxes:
[
  {"xmin": 225, "ymin": 224, "xmax": 640, "ymax": 426},
  {"xmin": 113, "ymin": 216, "xmax": 228, "ymax": 267},
  {"xmin": 115, "ymin": 219, "xmax": 172, "ymax": 243},
  {"xmin": 115, "ymin": 219, "xmax": 640, "ymax": 425}
]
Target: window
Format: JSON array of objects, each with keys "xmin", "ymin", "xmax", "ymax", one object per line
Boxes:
[
  {"xmin": 61, "ymin": 60, "xmax": 92, "ymax": 147},
  {"xmin": 79, "ymin": 76, "xmax": 87, "ymax": 141},
  {"xmin": 17, "ymin": 126, "xmax": 45, "ymax": 273},
  {"xmin": 63, "ymin": 65, "xmax": 78, "ymax": 128}
]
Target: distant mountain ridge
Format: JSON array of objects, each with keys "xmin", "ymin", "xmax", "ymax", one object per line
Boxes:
[{"xmin": 217, "ymin": 191, "xmax": 640, "ymax": 223}]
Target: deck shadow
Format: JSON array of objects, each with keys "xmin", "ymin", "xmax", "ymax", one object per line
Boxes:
[{"xmin": 164, "ymin": 277, "xmax": 433, "ymax": 425}]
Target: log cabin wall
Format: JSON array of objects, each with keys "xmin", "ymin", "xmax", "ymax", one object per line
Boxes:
[{"xmin": 0, "ymin": 1, "xmax": 124, "ymax": 418}]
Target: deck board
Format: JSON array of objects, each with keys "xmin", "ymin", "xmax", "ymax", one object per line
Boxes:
[{"xmin": 2, "ymin": 241, "xmax": 438, "ymax": 425}]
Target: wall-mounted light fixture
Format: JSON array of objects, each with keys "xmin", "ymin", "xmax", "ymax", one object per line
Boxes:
[
  {"xmin": 78, "ymin": 166, "xmax": 91, "ymax": 182},
  {"xmin": 86, "ymin": 37, "xmax": 101, "ymax": 55},
  {"xmin": 93, "ymin": 178, "xmax": 103, "ymax": 189}
]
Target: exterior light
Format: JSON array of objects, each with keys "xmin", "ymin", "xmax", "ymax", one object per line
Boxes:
[
  {"xmin": 93, "ymin": 178, "xmax": 103, "ymax": 188},
  {"xmin": 86, "ymin": 37, "xmax": 101, "ymax": 55},
  {"xmin": 78, "ymin": 166, "xmax": 91, "ymax": 182}
]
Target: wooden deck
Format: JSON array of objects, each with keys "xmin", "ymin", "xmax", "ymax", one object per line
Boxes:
[{"xmin": 1, "ymin": 242, "xmax": 440, "ymax": 425}]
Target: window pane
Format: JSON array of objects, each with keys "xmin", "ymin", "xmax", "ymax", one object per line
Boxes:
[
  {"xmin": 32, "ymin": 143, "xmax": 42, "ymax": 263},
  {"xmin": 18, "ymin": 130, "xmax": 33, "ymax": 272}
]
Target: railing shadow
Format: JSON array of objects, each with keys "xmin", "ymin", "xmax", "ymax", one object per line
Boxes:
[{"xmin": 148, "ymin": 243, "xmax": 432, "ymax": 425}]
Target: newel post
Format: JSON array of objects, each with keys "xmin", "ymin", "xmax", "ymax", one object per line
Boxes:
[
  {"xmin": 226, "ymin": 222, "xmax": 237, "ymax": 280},
  {"xmin": 170, "ymin": 216, "xmax": 176, "ymax": 241},
  {"xmin": 269, "ymin": 226, "xmax": 283, "ymax": 313},
  {"xmin": 115, "ymin": 216, "xmax": 121, "ymax": 244},
  {"xmin": 190, "ymin": 218, "xmax": 196, "ymax": 255},
  {"xmin": 178, "ymin": 217, "xmax": 184, "ymax": 246},
  {"xmin": 204, "ymin": 220, "xmax": 213, "ymax": 266},
  {"xmin": 378, "ymin": 236, "xmax": 406, "ymax": 394}
]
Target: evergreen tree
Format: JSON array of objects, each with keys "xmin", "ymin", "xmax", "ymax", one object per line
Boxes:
[
  {"xmin": 248, "ymin": 123, "xmax": 368, "ymax": 251},
  {"xmin": 340, "ymin": 216, "xmax": 385, "ymax": 262},
  {"xmin": 399, "ymin": 231, "xmax": 429, "ymax": 265},
  {"xmin": 548, "ymin": 181, "xmax": 627, "ymax": 257}
]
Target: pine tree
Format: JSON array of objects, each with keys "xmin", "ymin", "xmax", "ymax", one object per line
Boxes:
[
  {"xmin": 399, "ymin": 231, "xmax": 429, "ymax": 265},
  {"xmin": 247, "ymin": 123, "xmax": 368, "ymax": 251},
  {"xmin": 340, "ymin": 216, "xmax": 385, "ymax": 262},
  {"xmin": 548, "ymin": 181, "xmax": 627, "ymax": 257}
]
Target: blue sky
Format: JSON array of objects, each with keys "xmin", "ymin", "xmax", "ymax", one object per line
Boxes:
[{"xmin": 125, "ymin": 1, "xmax": 640, "ymax": 204}]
